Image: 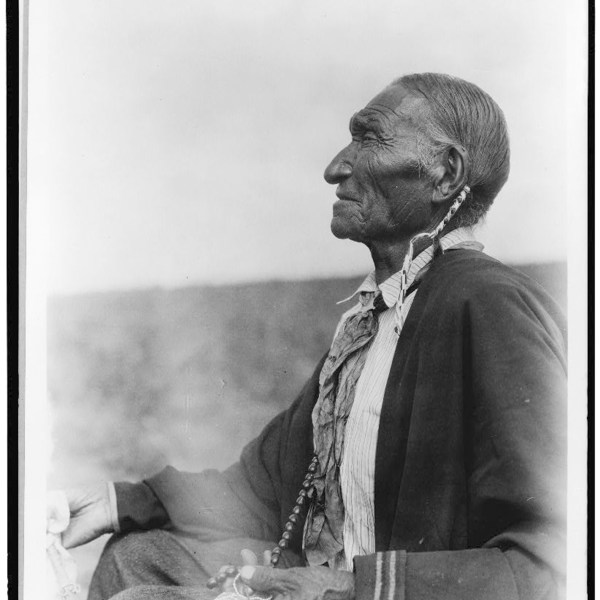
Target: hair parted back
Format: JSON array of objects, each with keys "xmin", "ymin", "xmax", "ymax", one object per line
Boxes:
[{"xmin": 395, "ymin": 73, "xmax": 510, "ymax": 227}]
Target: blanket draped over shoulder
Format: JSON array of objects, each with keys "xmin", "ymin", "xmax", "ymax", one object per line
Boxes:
[{"xmin": 115, "ymin": 249, "xmax": 567, "ymax": 600}]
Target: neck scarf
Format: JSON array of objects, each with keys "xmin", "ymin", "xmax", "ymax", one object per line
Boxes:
[{"xmin": 304, "ymin": 292, "xmax": 388, "ymax": 564}]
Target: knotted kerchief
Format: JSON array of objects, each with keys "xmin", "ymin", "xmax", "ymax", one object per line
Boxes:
[{"xmin": 304, "ymin": 292, "xmax": 388, "ymax": 565}]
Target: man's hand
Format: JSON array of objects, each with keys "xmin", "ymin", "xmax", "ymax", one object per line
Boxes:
[
  {"xmin": 215, "ymin": 549, "xmax": 272, "ymax": 593},
  {"xmin": 59, "ymin": 485, "xmax": 114, "ymax": 549},
  {"xmin": 239, "ymin": 565, "xmax": 355, "ymax": 600}
]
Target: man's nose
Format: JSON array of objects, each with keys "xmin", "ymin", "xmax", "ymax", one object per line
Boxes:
[{"xmin": 324, "ymin": 146, "xmax": 354, "ymax": 184}]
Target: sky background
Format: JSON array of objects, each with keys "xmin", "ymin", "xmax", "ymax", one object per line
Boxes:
[{"xmin": 26, "ymin": 0, "xmax": 584, "ymax": 295}]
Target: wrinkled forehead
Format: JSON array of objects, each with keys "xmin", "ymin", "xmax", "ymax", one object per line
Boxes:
[{"xmin": 359, "ymin": 83, "xmax": 430, "ymax": 126}]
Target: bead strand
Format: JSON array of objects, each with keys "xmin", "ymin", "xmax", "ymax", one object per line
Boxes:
[{"xmin": 270, "ymin": 454, "xmax": 319, "ymax": 567}]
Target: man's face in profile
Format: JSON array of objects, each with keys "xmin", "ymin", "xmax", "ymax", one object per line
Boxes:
[{"xmin": 324, "ymin": 83, "xmax": 435, "ymax": 246}]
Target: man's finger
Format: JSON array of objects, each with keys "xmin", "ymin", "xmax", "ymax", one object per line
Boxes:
[
  {"xmin": 47, "ymin": 491, "xmax": 70, "ymax": 534},
  {"xmin": 239, "ymin": 566, "xmax": 287, "ymax": 593},
  {"xmin": 61, "ymin": 525, "xmax": 84, "ymax": 550},
  {"xmin": 262, "ymin": 550, "xmax": 271, "ymax": 567},
  {"xmin": 241, "ymin": 549, "xmax": 258, "ymax": 566}
]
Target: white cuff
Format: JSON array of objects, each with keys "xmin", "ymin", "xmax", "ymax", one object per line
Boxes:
[{"xmin": 106, "ymin": 482, "xmax": 120, "ymax": 533}]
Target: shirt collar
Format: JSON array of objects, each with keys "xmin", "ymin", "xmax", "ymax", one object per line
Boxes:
[{"xmin": 337, "ymin": 226, "xmax": 482, "ymax": 308}]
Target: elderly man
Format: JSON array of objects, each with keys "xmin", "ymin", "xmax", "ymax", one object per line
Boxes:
[{"xmin": 57, "ymin": 73, "xmax": 566, "ymax": 600}]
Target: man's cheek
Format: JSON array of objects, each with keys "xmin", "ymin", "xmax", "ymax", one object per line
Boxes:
[{"xmin": 331, "ymin": 202, "xmax": 366, "ymax": 239}]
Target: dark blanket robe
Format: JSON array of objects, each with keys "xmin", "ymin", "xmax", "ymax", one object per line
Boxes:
[{"xmin": 115, "ymin": 249, "xmax": 567, "ymax": 600}]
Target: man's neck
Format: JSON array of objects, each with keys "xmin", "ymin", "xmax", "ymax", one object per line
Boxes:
[
  {"xmin": 367, "ymin": 220, "xmax": 467, "ymax": 285},
  {"xmin": 367, "ymin": 239, "xmax": 413, "ymax": 285},
  {"xmin": 368, "ymin": 233, "xmax": 440, "ymax": 284}
]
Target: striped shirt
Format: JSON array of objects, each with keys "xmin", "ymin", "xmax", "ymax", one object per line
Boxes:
[{"xmin": 323, "ymin": 227, "xmax": 482, "ymax": 570}]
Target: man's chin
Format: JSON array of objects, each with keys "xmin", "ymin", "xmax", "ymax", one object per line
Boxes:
[
  {"xmin": 330, "ymin": 220, "xmax": 363, "ymax": 242},
  {"xmin": 330, "ymin": 220, "xmax": 351, "ymax": 240}
]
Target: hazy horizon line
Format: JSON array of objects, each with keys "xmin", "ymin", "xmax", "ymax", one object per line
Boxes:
[{"xmin": 47, "ymin": 259, "xmax": 567, "ymax": 300}]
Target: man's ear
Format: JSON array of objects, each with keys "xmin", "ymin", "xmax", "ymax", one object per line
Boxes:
[{"xmin": 431, "ymin": 146, "xmax": 468, "ymax": 204}]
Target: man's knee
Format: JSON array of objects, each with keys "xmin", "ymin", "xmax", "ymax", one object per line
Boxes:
[
  {"xmin": 109, "ymin": 586, "xmax": 154, "ymax": 600},
  {"xmin": 89, "ymin": 530, "xmax": 207, "ymax": 600},
  {"xmin": 89, "ymin": 530, "xmax": 273, "ymax": 600},
  {"xmin": 97, "ymin": 530, "xmax": 172, "ymax": 575},
  {"xmin": 110, "ymin": 585, "xmax": 216, "ymax": 600}
]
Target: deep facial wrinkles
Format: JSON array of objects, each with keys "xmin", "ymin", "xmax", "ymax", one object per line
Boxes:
[
  {"xmin": 327, "ymin": 83, "xmax": 437, "ymax": 247},
  {"xmin": 357, "ymin": 105, "xmax": 421, "ymax": 236}
]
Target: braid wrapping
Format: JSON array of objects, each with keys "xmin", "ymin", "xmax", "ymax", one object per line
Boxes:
[{"xmin": 393, "ymin": 185, "xmax": 470, "ymax": 335}]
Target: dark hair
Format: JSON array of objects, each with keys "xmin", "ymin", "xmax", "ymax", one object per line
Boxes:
[{"xmin": 395, "ymin": 73, "xmax": 510, "ymax": 227}]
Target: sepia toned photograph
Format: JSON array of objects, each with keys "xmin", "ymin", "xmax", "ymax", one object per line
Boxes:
[{"xmin": 21, "ymin": 1, "xmax": 587, "ymax": 599}]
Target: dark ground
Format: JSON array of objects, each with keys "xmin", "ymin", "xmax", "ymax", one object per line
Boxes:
[{"xmin": 46, "ymin": 263, "xmax": 566, "ymax": 595}]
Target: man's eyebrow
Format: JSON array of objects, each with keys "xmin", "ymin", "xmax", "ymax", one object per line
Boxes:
[
  {"xmin": 349, "ymin": 107, "xmax": 412, "ymax": 133},
  {"xmin": 349, "ymin": 111, "xmax": 383, "ymax": 132}
]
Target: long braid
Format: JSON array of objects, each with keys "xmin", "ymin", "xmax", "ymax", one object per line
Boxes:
[{"xmin": 394, "ymin": 185, "xmax": 470, "ymax": 334}]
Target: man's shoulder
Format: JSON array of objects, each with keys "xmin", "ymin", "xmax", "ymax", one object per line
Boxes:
[
  {"xmin": 424, "ymin": 249, "xmax": 564, "ymax": 320},
  {"xmin": 430, "ymin": 248, "xmax": 546, "ymax": 290}
]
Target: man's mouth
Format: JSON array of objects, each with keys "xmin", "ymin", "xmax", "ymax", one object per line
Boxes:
[{"xmin": 335, "ymin": 192, "xmax": 357, "ymax": 203}]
